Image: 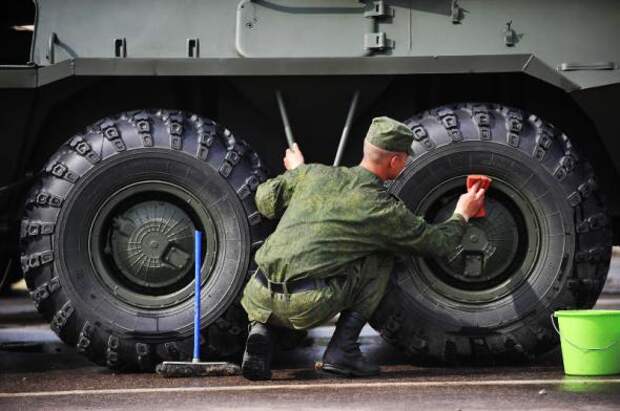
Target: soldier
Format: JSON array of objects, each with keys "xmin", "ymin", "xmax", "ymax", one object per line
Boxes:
[{"xmin": 240, "ymin": 116, "xmax": 486, "ymax": 380}]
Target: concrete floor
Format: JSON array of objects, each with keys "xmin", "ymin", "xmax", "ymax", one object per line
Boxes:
[{"xmin": 1, "ymin": 283, "xmax": 619, "ymax": 409}]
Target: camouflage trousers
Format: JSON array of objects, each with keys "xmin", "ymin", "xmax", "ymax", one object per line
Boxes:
[{"xmin": 240, "ymin": 254, "xmax": 393, "ymax": 330}]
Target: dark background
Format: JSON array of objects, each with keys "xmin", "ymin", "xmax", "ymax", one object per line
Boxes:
[{"xmin": 1, "ymin": 0, "xmax": 35, "ymax": 64}]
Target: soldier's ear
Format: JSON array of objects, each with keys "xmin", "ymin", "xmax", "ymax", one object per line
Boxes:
[
  {"xmin": 390, "ymin": 153, "xmax": 405, "ymax": 168},
  {"xmin": 387, "ymin": 155, "xmax": 401, "ymax": 176}
]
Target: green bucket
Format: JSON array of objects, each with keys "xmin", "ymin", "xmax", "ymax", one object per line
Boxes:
[{"xmin": 553, "ymin": 310, "xmax": 620, "ymax": 376}]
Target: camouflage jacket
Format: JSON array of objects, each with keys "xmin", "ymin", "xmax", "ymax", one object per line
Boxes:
[{"xmin": 254, "ymin": 164, "xmax": 467, "ymax": 282}]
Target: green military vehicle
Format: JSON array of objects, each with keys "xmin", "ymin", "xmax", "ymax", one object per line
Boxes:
[{"xmin": 1, "ymin": 0, "xmax": 618, "ymax": 370}]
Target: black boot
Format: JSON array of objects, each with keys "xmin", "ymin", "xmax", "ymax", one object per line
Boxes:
[
  {"xmin": 320, "ymin": 311, "xmax": 380, "ymax": 377},
  {"xmin": 242, "ymin": 322, "xmax": 274, "ymax": 381}
]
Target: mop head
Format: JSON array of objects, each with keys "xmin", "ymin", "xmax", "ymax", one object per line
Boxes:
[{"xmin": 156, "ymin": 361, "xmax": 241, "ymax": 378}]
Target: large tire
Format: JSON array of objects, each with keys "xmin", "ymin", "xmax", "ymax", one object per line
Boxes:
[
  {"xmin": 370, "ymin": 103, "xmax": 612, "ymax": 364},
  {"xmin": 20, "ymin": 110, "xmax": 270, "ymax": 371}
]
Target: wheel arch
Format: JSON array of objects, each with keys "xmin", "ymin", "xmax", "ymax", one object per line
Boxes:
[{"xmin": 19, "ymin": 72, "xmax": 620, "ymax": 177}]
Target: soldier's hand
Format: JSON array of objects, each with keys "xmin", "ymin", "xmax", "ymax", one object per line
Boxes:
[
  {"xmin": 454, "ymin": 181, "xmax": 486, "ymax": 222},
  {"xmin": 284, "ymin": 143, "xmax": 305, "ymax": 170}
]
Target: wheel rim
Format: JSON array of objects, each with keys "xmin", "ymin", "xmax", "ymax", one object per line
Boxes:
[
  {"xmin": 411, "ymin": 175, "xmax": 541, "ymax": 304},
  {"xmin": 89, "ymin": 180, "xmax": 218, "ymax": 309}
]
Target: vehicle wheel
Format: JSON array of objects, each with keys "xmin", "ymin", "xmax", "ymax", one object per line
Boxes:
[
  {"xmin": 369, "ymin": 103, "xmax": 612, "ymax": 364},
  {"xmin": 20, "ymin": 110, "xmax": 270, "ymax": 370}
]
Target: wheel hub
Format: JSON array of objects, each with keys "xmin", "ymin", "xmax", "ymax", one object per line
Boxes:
[
  {"xmin": 110, "ymin": 201, "xmax": 194, "ymax": 290},
  {"xmin": 89, "ymin": 180, "xmax": 219, "ymax": 309},
  {"xmin": 433, "ymin": 196, "xmax": 520, "ymax": 286},
  {"xmin": 411, "ymin": 175, "xmax": 539, "ymax": 302}
]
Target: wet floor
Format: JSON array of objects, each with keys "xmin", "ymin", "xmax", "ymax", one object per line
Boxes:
[{"xmin": 1, "ymin": 288, "xmax": 619, "ymax": 410}]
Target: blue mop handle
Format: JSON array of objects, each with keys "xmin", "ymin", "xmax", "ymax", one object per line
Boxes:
[{"xmin": 193, "ymin": 230, "xmax": 202, "ymax": 362}]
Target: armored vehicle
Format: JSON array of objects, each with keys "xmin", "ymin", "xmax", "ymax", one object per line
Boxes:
[{"xmin": 1, "ymin": 0, "xmax": 618, "ymax": 370}]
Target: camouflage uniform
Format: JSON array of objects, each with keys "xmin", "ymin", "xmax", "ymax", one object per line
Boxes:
[{"xmin": 241, "ymin": 163, "xmax": 467, "ymax": 330}]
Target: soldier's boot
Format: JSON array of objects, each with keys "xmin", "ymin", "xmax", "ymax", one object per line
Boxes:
[
  {"xmin": 242, "ymin": 321, "xmax": 274, "ymax": 381},
  {"xmin": 320, "ymin": 311, "xmax": 380, "ymax": 377}
]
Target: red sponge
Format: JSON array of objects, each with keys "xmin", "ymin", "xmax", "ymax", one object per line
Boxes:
[{"xmin": 466, "ymin": 175, "xmax": 492, "ymax": 218}]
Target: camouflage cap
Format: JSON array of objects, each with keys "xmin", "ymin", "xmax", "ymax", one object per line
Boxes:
[{"xmin": 364, "ymin": 116, "xmax": 414, "ymax": 155}]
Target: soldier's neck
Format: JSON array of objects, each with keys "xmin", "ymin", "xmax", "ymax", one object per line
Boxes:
[{"xmin": 359, "ymin": 160, "xmax": 389, "ymax": 181}]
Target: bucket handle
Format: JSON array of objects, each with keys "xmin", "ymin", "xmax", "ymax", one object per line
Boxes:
[{"xmin": 550, "ymin": 313, "xmax": 619, "ymax": 352}]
